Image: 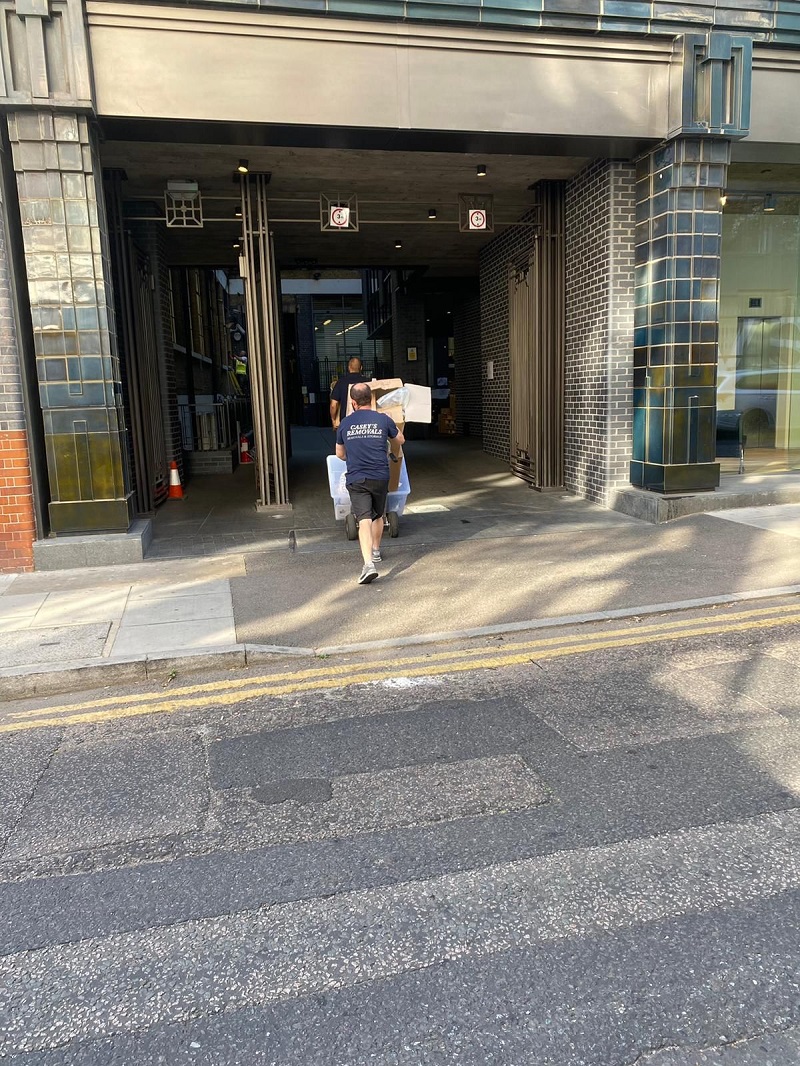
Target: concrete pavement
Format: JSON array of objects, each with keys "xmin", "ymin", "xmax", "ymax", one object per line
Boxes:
[{"xmin": 2, "ymin": 496, "xmax": 800, "ymax": 697}]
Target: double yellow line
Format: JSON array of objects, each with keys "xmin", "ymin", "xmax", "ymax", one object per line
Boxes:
[{"xmin": 3, "ymin": 600, "xmax": 800, "ymax": 734}]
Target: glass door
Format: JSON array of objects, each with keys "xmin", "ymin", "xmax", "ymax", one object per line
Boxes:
[{"xmin": 735, "ymin": 317, "xmax": 782, "ymax": 449}]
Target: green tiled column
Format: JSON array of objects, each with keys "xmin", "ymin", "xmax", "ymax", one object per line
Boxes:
[
  {"xmin": 7, "ymin": 111, "xmax": 133, "ymax": 533},
  {"xmin": 630, "ymin": 137, "xmax": 729, "ymax": 495}
]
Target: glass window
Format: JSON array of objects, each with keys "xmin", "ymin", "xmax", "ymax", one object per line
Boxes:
[
  {"xmin": 719, "ymin": 193, "xmax": 800, "ymax": 473},
  {"xmin": 311, "ymin": 295, "xmax": 390, "ymax": 394}
]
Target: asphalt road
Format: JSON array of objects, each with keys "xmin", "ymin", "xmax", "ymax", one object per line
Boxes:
[{"xmin": 2, "ymin": 601, "xmax": 800, "ymax": 1064}]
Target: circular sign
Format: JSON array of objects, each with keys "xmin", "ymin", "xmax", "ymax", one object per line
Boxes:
[
  {"xmin": 330, "ymin": 206, "xmax": 350, "ymax": 228},
  {"xmin": 469, "ymin": 209, "xmax": 487, "ymax": 230}
]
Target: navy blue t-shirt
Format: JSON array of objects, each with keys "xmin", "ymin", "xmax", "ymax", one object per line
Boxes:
[
  {"xmin": 336, "ymin": 409, "xmax": 399, "ymax": 485},
  {"xmin": 330, "ymin": 373, "xmax": 367, "ymax": 407}
]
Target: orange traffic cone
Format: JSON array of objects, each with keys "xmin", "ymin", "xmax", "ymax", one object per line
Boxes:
[{"xmin": 168, "ymin": 460, "xmax": 184, "ymax": 500}]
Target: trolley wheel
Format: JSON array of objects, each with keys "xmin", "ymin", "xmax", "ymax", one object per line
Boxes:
[
  {"xmin": 345, "ymin": 513, "xmax": 358, "ymax": 541},
  {"xmin": 388, "ymin": 511, "xmax": 400, "ymax": 538}
]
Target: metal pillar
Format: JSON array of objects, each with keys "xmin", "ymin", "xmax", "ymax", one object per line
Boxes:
[
  {"xmin": 240, "ymin": 173, "xmax": 290, "ymax": 510},
  {"xmin": 509, "ymin": 182, "xmax": 566, "ymax": 490}
]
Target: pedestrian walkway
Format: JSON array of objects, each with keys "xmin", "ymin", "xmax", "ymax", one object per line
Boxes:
[
  {"xmin": 3, "ymin": 428, "xmax": 800, "ymax": 696},
  {"xmin": 2, "ymin": 490, "xmax": 800, "ymax": 697}
]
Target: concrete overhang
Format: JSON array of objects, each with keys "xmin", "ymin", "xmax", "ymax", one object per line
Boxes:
[{"xmin": 87, "ymin": 4, "xmax": 672, "ymax": 141}]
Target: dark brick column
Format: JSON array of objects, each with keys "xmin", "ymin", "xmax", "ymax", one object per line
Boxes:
[
  {"xmin": 631, "ymin": 137, "xmax": 729, "ymax": 494},
  {"xmin": 564, "ymin": 160, "xmax": 636, "ymax": 504}
]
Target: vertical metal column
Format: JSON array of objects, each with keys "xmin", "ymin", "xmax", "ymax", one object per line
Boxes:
[
  {"xmin": 508, "ymin": 182, "xmax": 566, "ymax": 490},
  {"xmin": 240, "ymin": 173, "xmax": 290, "ymax": 510},
  {"xmin": 509, "ymin": 262, "xmax": 533, "ymax": 481},
  {"xmin": 106, "ymin": 171, "xmax": 167, "ymax": 514},
  {"xmin": 531, "ymin": 181, "xmax": 566, "ymax": 491}
]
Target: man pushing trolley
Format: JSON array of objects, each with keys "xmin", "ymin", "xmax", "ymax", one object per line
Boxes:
[{"xmin": 335, "ymin": 382, "xmax": 405, "ymax": 585}]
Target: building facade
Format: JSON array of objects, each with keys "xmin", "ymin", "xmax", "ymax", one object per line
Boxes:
[{"xmin": 0, "ymin": 0, "xmax": 799, "ymax": 569}]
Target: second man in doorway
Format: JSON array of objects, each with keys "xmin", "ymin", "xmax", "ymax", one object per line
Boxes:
[{"xmin": 330, "ymin": 357, "xmax": 368, "ymax": 429}]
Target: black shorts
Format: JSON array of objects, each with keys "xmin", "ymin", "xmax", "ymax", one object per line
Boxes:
[{"xmin": 348, "ymin": 479, "xmax": 389, "ymax": 522}]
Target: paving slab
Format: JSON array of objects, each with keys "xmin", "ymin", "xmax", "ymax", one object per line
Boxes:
[
  {"xmin": 2, "ymin": 556, "xmax": 245, "ymax": 595},
  {"xmin": 125, "ymin": 578, "xmax": 232, "ymax": 602},
  {"xmin": 709, "ymin": 502, "xmax": 800, "ymax": 539},
  {"xmin": 31, "ymin": 589, "xmax": 131, "ymax": 628},
  {"xmin": 0, "ymin": 595, "xmax": 49, "ymax": 631},
  {"xmin": 120, "ymin": 591, "xmax": 232, "ymax": 627},
  {"xmin": 0, "ymin": 624, "xmax": 109, "ymax": 669},
  {"xmin": 110, "ymin": 617, "xmax": 236, "ymax": 657},
  {"xmin": 3, "ymin": 733, "xmax": 207, "ymax": 860}
]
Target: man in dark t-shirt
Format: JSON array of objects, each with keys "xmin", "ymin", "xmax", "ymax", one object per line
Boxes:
[
  {"xmin": 329, "ymin": 357, "xmax": 368, "ymax": 429},
  {"xmin": 336, "ymin": 382, "xmax": 404, "ymax": 585}
]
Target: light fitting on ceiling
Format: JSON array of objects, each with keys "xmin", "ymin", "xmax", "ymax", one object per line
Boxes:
[
  {"xmin": 165, "ymin": 180, "xmax": 203, "ymax": 228},
  {"xmin": 237, "ymin": 159, "xmax": 249, "ymax": 174},
  {"xmin": 395, "ymin": 239, "xmax": 403, "ymax": 249},
  {"xmin": 476, "ymin": 164, "xmax": 487, "ymax": 178},
  {"xmin": 764, "ymin": 193, "xmax": 777, "ymax": 213},
  {"xmin": 719, "ymin": 195, "xmax": 728, "ymax": 207},
  {"xmin": 428, "ymin": 207, "xmax": 437, "ymax": 219}
]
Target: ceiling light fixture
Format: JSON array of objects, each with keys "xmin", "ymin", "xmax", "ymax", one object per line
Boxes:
[
  {"xmin": 237, "ymin": 159, "xmax": 249, "ymax": 174},
  {"xmin": 764, "ymin": 193, "xmax": 777, "ymax": 213},
  {"xmin": 334, "ymin": 319, "xmax": 365, "ymax": 337},
  {"xmin": 428, "ymin": 207, "xmax": 437, "ymax": 219},
  {"xmin": 476, "ymin": 164, "xmax": 487, "ymax": 178},
  {"xmin": 395, "ymin": 239, "xmax": 403, "ymax": 249},
  {"xmin": 323, "ymin": 318, "xmax": 332, "ymax": 326},
  {"xmin": 719, "ymin": 195, "xmax": 728, "ymax": 207}
]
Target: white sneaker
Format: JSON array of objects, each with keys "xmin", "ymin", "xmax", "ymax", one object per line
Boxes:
[{"xmin": 359, "ymin": 563, "xmax": 378, "ymax": 585}]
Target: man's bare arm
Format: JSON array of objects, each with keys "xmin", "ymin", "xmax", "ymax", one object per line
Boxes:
[
  {"xmin": 335, "ymin": 443, "xmax": 346, "ymax": 460},
  {"xmin": 330, "ymin": 399, "xmax": 340, "ymax": 426}
]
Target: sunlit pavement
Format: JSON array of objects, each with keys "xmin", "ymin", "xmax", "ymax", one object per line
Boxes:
[
  {"xmin": 3, "ymin": 432, "xmax": 800, "ymax": 690},
  {"xmin": 1, "ymin": 604, "xmax": 800, "ymax": 1063}
]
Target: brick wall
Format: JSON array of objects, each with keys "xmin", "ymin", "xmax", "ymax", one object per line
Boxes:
[
  {"xmin": 564, "ymin": 160, "xmax": 636, "ymax": 503},
  {"xmin": 452, "ymin": 295, "xmax": 482, "ymax": 439},
  {"xmin": 0, "ymin": 174, "xmax": 35, "ymax": 572},
  {"xmin": 478, "ymin": 211, "xmax": 537, "ymax": 461},
  {"xmin": 390, "ymin": 283, "xmax": 427, "ymax": 385}
]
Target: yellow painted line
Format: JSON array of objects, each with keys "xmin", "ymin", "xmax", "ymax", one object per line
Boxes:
[
  {"xmin": 3, "ymin": 608, "xmax": 800, "ymax": 735},
  {"xmin": 8, "ymin": 598, "xmax": 800, "ymax": 723}
]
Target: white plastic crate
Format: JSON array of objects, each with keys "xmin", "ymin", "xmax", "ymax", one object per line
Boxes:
[{"xmin": 326, "ymin": 454, "xmax": 410, "ymax": 521}]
